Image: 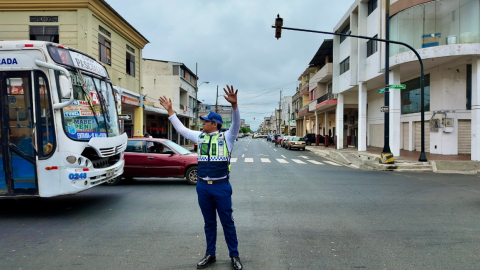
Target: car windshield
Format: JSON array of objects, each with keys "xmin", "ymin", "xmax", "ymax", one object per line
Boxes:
[
  {"xmin": 292, "ymin": 137, "xmax": 305, "ymax": 141},
  {"xmin": 164, "ymin": 140, "xmax": 192, "ymax": 155}
]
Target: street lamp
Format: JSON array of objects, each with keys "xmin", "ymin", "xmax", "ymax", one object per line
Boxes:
[{"xmin": 195, "ymin": 81, "xmax": 209, "ymax": 130}]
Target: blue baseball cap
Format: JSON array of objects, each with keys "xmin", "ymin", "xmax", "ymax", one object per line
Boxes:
[{"xmin": 200, "ymin": 111, "xmax": 223, "ymax": 125}]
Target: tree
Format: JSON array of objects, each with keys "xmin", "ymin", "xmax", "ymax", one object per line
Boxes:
[{"xmin": 240, "ymin": 127, "xmax": 251, "ymax": 134}]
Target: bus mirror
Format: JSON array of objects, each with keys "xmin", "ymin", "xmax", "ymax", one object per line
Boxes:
[{"xmin": 59, "ymin": 75, "xmax": 72, "ymax": 98}]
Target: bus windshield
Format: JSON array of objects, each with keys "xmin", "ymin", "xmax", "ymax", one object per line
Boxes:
[{"xmin": 62, "ymin": 70, "xmax": 119, "ymax": 140}]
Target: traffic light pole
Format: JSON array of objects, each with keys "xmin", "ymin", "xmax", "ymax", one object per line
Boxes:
[{"xmin": 272, "ymin": 24, "xmax": 427, "ymax": 162}]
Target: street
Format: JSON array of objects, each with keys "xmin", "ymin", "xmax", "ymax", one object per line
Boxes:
[{"xmin": 2, "ymin": 137, "xmax": 480, "ymax": 270}]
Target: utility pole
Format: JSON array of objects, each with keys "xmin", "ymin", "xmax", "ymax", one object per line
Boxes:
[
  {"xmin": 195, "ymin": 63, "xmax": 198, "ymax": 130},
  {"xmin": 278, "ymin": 88, "xmax": 282, "ymax": 134},
  {"xmin": 215, "ymin": 85, "xmax": 218, "ymax": 113}
]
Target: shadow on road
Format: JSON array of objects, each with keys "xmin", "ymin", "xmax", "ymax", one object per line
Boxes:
[
  {"xmin": 0, "ymin": 193, "xmax": 122, "ymax": 218},
  {"xmin": 121, "ymin": 178, "xmax": 194, "ymax": 186}
]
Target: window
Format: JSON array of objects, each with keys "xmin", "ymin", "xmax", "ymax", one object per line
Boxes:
[
  {"xmin": 126, "ymin": 53, "xmax": 135, "ymax": 77},
  {"xmin": 368, "ymin": 0, "xmax": 378, "ymax": 16},
  {"xmin": 35, "ymin": 71, "xmax": 55, "ymax": 158},
  {"xmin": 340, "ymin": 24, "xmax": 350, "ymax": 43},
  {"xmin": 340, "ymin": 57, "xmax": 350, "ymax": 74},
  {"xmin": 126, "ymin": 140, "xmax": 144, "ymax": 152},
  {"xmin": 367, "ymin": 35, "xmax": 378, "ymax": 57},
  {"xmin": 401, "ymin": 74, "xmax": 431, "ymax": 114},
  {"xmin": 29, "ymin": 26, "xmax": 59, "ymax": 43},
  {"xmin": 98, "ymin": 34, "xmax": 111, "ymax": 65}
]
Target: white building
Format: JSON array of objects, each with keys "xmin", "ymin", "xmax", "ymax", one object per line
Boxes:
[{"xmin": 329, "ymin": 0, "xmax": 480, "ymax": 160}]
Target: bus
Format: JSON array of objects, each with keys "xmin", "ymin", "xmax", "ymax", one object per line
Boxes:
[{"xmin": 0, "ymin": 40, "xmax": 126, "ymax": 198}]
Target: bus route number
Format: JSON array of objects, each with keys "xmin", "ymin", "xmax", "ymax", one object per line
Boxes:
[{"xmin": 69, "ymin": 173, "xmax": 87, "ymax": 180}]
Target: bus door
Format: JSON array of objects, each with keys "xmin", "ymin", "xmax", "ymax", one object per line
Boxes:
[{"xmin": 0, "ymin": 71, "xmax": 38, "ymax": 195}]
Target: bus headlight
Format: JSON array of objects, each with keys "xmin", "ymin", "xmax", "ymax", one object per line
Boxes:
[
  {"xmin": 78, "ymin": 157, "xmax": 83, "ymax": 165},
  {"xmin": 66, "ymin": 156, "xmax": 76, "ymax": 164}
]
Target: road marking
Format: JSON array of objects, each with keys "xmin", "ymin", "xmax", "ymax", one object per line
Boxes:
[
  {"xmin": 324, "ymin": 161, "xmax": 341, "ymax": 166},
  {"xmin": 281, "ymin": 155, "xmax": 286, "ymax": 158},
  {"xmin": 292, "ymin": 159, "xmax": 306, "ymax": 164},
  {"xmin": 299, "ymin": 156, "xmax": 309, "ymax": 159},
  {"xmin": 276, "ymin": 159, "xmax": 289, "ymax": 163},
  {"xmin": 274, "ymin": 149, "xmax": 277, "ymax": 151},
  {"xmin": 242, "ymin": 154, "xmax": 245, "ymax": 157},
  {"xmin": 231, "ymin": 158, "xmax": 237, "ymax": 162},
  {"xmin": 261, "ymin": 158, "xmax": 271, "ymax": 163},
  {"xmin": 307, "ymin": 160, "xmax": 324, "ymax": 165},
  {"xmin": 245, "ymin": 158, "xmax": 254, "ymax": 163}
]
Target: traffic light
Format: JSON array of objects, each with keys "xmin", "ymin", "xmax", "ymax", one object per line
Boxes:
[{"xmin": 275, "ymin": 14, "xmax": 283, "ymax": 39}]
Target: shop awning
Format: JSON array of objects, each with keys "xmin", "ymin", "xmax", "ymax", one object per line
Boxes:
[{"xmin": 144, "ymin": 105, "xmax": 168, "ymax": 115}]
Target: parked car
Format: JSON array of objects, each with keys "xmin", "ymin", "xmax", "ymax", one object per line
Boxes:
[
  {"xmin": 303, "ymin": 133, "xmax": 317, "ymax": 146},
  {"xmin": 281, "ymin": 136, "xmax": 293, "ymax": 148},
  {"xmin": 286, "ymin": 137, "xmax": 306, "ymax": 150},
  {"xmin": 107, "ymin": 138, "xmax": 198, "ymax": 186}
]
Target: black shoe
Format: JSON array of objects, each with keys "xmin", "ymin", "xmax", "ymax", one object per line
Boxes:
[
  {"xmin": 197, "ymin": 254, "xmax": 216, "ymax": 269},
  {"xmin": 231, "ymin": 257, "xmax": 243, "ymax": 270}
]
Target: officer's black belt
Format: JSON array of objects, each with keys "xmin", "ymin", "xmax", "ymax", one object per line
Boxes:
[{"xmin": 198, "ymin": 178, "xmax": 229, "ymax": 184}]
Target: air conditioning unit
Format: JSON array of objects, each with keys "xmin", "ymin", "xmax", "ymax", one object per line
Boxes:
[
  {"xmin": 107, "ymin": 57, "xmax": 111, "ymax": 65},
  {"xmin": 446, "ymin": 35, "xmax": 457, "ymax": 45},
  {"xmin": 444, "ymin": 118, "xmax": 454, "ymax": 127}
]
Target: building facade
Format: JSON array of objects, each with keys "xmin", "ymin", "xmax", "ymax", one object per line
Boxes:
[
  {"xmin": 0, "ymin": 0, "xmax": 149, "ymax": 137},
  {"xmin": 198, "ymin": 105, "xmax": 233, "ymax": 130}
]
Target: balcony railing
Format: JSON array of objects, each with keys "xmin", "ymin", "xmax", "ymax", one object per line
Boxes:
[{"xmin": 317, "ymin": 93, "xmax": 337, "ymax": 104}]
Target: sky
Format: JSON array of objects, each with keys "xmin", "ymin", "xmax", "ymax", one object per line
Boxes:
[{"xmin": 106, "ymin": 0, "xmax": 353, "ymax": 130}]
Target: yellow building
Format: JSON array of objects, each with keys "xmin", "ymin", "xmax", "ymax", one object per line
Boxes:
[{"xmin": 0, "ymin": 0, "xmax": 149, "ymax": 137}]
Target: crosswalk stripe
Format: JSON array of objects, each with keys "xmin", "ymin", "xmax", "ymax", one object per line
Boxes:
[
  {"xmin": 261, "ymin": 158, "xmax": 271, "ymax": 163},
  {"xmin": 292, "ymin": 159, "xmax": 306, "ymax": 164},
  {"xmin": 307, "ymin": 160, "xmax": 324, "ymax": 165},
  {"xmin": 324, "ymin": 161, "xmax": 341, "ymax": 166},
  {"xmin": 276, "ymin": 159, "xmax": 289, "ymax": 163},
  {"xmin": 231, "ymin": 158, "xmax": 237, "ymax": 163},
  {"xmin": 245, "ymin": 158, "xmax": 253, "ymax": 163},
  {"xmin": 299, "ymin": 156, "xmax": 309, "ymax": 159}
]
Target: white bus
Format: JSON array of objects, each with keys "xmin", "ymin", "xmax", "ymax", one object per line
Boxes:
[{"xmin": 0, "ymin": 40, "xmax": 126, "ymax": 198}]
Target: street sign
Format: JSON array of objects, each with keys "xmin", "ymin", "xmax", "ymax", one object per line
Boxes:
[
  {"xmin": 380, "ymin": 106, "xmax": 389, "ymax": 113},
  {"xmin": 118, "ymin": 114, "xmax": 132, "ymax": 120},
  {"xmin": 378, "ymin": 88, "xmax": 385, "ymax": 93},
  {"xmin": 389, "ymin": 84, "xmax": 406, "ymax": 89}
]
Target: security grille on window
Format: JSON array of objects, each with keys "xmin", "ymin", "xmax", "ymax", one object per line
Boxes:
[
  {"xmin": 29, "ymin": 26, "xmax": 59, "ymax": 43},
  {"xmin": 98, "ymin": 34, "xmax": 111, "ymax": 65},
  {"xmin": 126, "ymin": 53, "xmax": 135, "ymax": 77},
  {"xmin": 340, "ymin": 57, "xmax": 350, "ymax": 74},
  {"xmin": 368, "ymin": 0, "xmax": 378, "ymax": 16},
  {"xmin": 339, "ymin": 24, "xmax": 350, "ymax": 43},
  {"xmin": 367, "ymin": 35, "xmax": 378, "ymax": 57}
]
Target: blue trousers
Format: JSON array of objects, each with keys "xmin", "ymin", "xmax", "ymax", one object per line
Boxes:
[{"xmin": 196, "ymin": 180, "xmax": 239, "ymax": 257}]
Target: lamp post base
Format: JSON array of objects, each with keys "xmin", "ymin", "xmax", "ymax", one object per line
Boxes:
[
  {"xmin": 418, "ymin": 152, "xmax": 428, "ymax": 162},
  {"xmin": 380, "ymin": 152, "xmax": 394, "ymax": 164}
]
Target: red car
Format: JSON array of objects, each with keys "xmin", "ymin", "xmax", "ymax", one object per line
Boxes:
[{"xmin": 106, "ymin": 138, "xmax": 198, "ymax": 185}]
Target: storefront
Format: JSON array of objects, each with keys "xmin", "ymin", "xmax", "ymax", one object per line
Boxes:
[{"xmin": 115, "ymin": 86, "xmax": 142, "ymax": 138}]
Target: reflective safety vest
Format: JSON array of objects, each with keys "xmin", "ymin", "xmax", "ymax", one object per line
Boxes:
[{"xmin": 197, "ymin": 132, "xmax": 231, "ymax": 180}]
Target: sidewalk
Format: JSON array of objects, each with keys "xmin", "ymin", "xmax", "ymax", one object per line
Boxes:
[{"xmin": 306, "ymin": 144, "xmax": 480, "ymax": 174}]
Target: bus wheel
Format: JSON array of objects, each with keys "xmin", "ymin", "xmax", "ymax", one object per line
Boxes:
[
  {"xmin": 104, "ymin": 175, "xmax": 122, "ymax": 186},
  {"xmin": 185, "ymin": 166, "xmax": 198, "ymax": 185}
]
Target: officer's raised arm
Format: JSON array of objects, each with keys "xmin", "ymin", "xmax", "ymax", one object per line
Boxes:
[
  {"xmin": 223, "ymin": 85, "xmax": 240, "ymax": 149},
  {"xmin": 159, "ymin": 96, "xmax": 201, "ymax": 143}
]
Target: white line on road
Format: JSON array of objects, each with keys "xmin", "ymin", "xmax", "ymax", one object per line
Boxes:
[
  {"xmin": 324, "ymin": 161, "xmax": 341, "ymax": 166},
  {"xmin": 307, "ymin": 160, "xmax": 324, "ymax": 165},
  {"xmin": 281, "ymin": 155, "xmax": 286, "ymax": 158},
  {"xmin": 231, "ymin": 158, "xmax": 237, "ymax": 163},
  {"xmin": 274, "ymin": 149, "xmax": 277, "ymax": 151},
  {"xmin": 299, "ymin": 156, "xmax": 309, "ymax": 159},
  {"xmin": 245, "ymin": 158, "xmax": 254, "ymax": 163},
  {"xmin": 261, "ymin": 158, "xmax": 271, "ymax": 163},
  {"xmin": 276, "ymin": 159, "xmax": 289, "ymax": 163},
  {"xmin": 292, "ymin": 159, "xmax": 306, "ymax": 164},
  {"xmin": 242, "ymin": 154, "xmax": 245, "ymax": 158}
]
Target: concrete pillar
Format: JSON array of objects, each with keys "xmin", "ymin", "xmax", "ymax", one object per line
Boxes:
[
  {"xmin": 315, "ymin": 111, "xmax": 319, "ymax": 145},
  {"xmin": 133, "ymin": 106, "xmax": 143, "ymax": 137},
  {"xmin": 408, "ymin": 121, "xmax": 414, "ymax": 151},
  {"xmin": 358, "ymin": 82, "xmax": 367, "ymax": 151},
  {"xmin": 389, "ymin": 67, "xmax": 401, "ymax": 156},
  {"xmin": 472, "ymin": 57, "xmax": 480, "ymax": 160},
  {"xmin": 336, "ymin": 93, "xmax": 344, "ymax": 149},
  {"xmin": 303, "ymin": 116, "xmax": 306, "ymax": 135}
]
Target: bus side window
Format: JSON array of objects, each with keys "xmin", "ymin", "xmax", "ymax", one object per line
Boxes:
[{"xmin": 36, "ymin": 72, "xmax": 55, "ymax": 157}]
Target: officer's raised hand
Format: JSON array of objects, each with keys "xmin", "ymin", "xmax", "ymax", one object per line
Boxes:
[
  {"xmin": 223, "ymin": 85, "xmax": 238, "ymax": 110},
  {"xmin": 159, "ymin": 96, "xmax": 174, "ymax": 116}
]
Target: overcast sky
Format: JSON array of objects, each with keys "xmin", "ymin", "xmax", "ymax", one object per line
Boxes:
[{"xmin": 107, "ymin": 0, "xmax": 352, "ymax": 130}]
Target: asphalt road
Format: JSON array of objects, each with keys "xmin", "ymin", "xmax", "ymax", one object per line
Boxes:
[{"xmin": 2, "ymin": 137, "xmax": 480, "ymax": 269}]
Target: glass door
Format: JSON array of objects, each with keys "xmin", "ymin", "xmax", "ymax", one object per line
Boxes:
[{"xmin": 0, "ymin": 71, "xmax": 38, "ymax": 195}]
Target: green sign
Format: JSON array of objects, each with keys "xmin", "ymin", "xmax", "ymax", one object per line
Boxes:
[
  {"xmin": 390, "ymin": 84, "xmax": 406, "ymax": 89},
  {"xmin": 378, "ymin": 88, "xmax": 385, "ymax": 93}
]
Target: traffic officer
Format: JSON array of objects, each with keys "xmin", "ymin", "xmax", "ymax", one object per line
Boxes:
[{"xmin": 159, "ymin": 85, "xmax": 243, "ymax": 270}]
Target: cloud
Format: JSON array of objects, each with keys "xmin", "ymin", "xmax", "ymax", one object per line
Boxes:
[{"xmin": 106, "ymin": 0, "xmax": 352, "ymax": 129}]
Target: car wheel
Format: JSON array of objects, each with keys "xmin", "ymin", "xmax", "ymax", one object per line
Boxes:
[
  {"xmin": 185, "ymin": 166, "xmax": 198, "ymax": 185},
  {"xmin": 104, "ymin": 175, "xmax": 122, "ymax": 186}
]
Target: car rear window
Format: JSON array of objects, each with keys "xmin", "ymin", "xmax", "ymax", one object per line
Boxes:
[{"xmin": 292, "ymin": 137, "xmax": 305, "ymax": 141}]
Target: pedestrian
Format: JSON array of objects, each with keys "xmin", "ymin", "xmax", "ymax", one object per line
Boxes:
[{"xmin": 159, "ymin": 85, "xmax": 243, "ymax": 270}]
